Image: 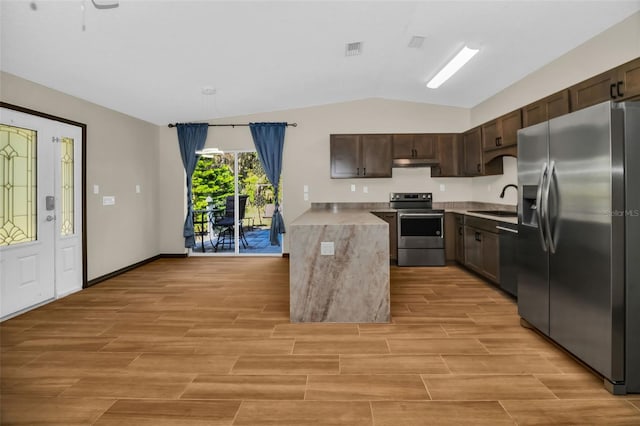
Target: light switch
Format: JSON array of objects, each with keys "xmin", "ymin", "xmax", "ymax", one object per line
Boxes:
[
  {"xmin": 303, "ymin": 185, "xmax": 309, "ymax": 193},
  {"xmin": 320, "ymin": 241, "xmax": 335, "ymax": 256},
  {"xmin": 350, "ymin": 184, "xmax": 356, "ymax": 192},
  {"xmin": 439, "ymin": 184, "xmax": 445, "ymax": 192},
  {"xmin": 135, "ymin": 184, "xmax": 141, "ymax": 193},
  {"xmin": 304, "ymin": 193, "xmax": 309, "ymax": 201},
  {"xmin": 102, "ymin": 196, "xmax": 115, "ymax": 206},
  {"xmin": 93, "ymin": 185, "xmax": 99, "ymax": 194},
  {"xmin": 363, "ymin": 186, "xmax": 368, "ymax": 193}
]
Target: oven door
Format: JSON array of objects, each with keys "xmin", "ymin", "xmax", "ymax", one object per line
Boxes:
[{"xmin": 397, "ymin": 212, "xmax": 444, "ymax": 249}]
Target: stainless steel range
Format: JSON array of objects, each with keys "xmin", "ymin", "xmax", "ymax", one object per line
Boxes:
[{"xmin": 390, "ymin": 192, "xmax": 445, "ymax": 266}]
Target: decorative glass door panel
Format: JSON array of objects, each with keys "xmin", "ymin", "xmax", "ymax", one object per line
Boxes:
[
  {"xmin": 0, "ymin": 125, "xmax": 37, "ymax": 246},
  {"xmin": 60, "ymin": 137, "xmax": 74, "ymax": 236}
]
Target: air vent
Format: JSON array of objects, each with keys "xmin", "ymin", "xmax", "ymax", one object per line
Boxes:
[
  {"xmin": 345, "ymin": 41, "xmax": 363, "ymax": 57},
  {"xmin": 408, "ymin": 36, "xmax": 425, "ymax": 49}
]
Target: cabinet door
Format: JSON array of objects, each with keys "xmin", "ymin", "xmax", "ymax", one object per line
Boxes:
[
  {"xmin": 431, "ymin": 134, "xmax": 460, "ymax": 177},
  {"xmin": 462, "ymin": 127, "xmax": 483, "ymax": 176},
  {"xmin": 570, "ymin": 69, "xmax": 618, "ymax": 111},
  {"xmin": 499, "ymin": 109, "xmax": 522, "ymax": 148},
  {"xmin": 617, "ymin": 57, "xmax": 640, "ymax": 101},
  {"xmin": 482, "ymin": 231, "xmax": 500, "ymax": 283},
  {"xmin": 545, "ymin": 90, "xmax": 571, "ymax": 120},
  {"xmin": 413, "ymin": 134, "xmax": 437, "ymax": 159},
  {"xmin": 392, "ymin": 134, "xmax": 415, "ymax": 159},
  {"xmin": 455, "ymin": 221, "xmax": 465, "ymax": 264},
  {"xmin": 481, "ymin": 120, "xmax": 500, "ymax": 151},
  {"xmin": 330, "ymin": 135, "xmax": 360, "ymax": 178},
  {"xmin": 361, "ymin": 134, "xmax": 392, "ymax": 177},
  {"xmin": 464, "ymin": 226, "xmax": 482, "ymax": 273}
]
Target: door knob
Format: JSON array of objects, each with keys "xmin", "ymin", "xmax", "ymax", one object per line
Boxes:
[{"xmin": 46, "ymin": 215, "xmax": 55, "ymax": 222}]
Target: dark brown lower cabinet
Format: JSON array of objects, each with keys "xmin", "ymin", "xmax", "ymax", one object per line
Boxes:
[
  {"xmin": 372, "ymin": 211, "xmax": 397, "ymax": 262},
  {"xmin": 464, "ymin": 216, "xmax": 499, "ymax": 284},
  {"xmin": 454, "ymin": 214, "xmax": 465, "ymax": 264}
]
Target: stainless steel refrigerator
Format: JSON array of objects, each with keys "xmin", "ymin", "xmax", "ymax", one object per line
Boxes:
[{"xmin": 517, "ymin": 101, "xmax": 640, "ymax": 394}]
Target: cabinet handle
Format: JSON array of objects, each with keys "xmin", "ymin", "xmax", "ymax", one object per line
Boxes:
[
  {"xmin": 357, "ymin": 167, "xmax": 360, "ymax": 176},
  {"xmin": 458, "ymin": 228, "xmax": 463, "ymax": 236},
  {"xmin": 496, "ymin": 137, "xmax": 502, "ymax": 147},
  {"xmin": 617, "ymin": 81, "xmax": 624, "ymax": 97},
  {"xmin": 610, "ymin": 83, "xmax": 617, "ymax": 99},
  {"xmin": 363, "ymin": 167, "xmax": 366, "ymax": 176},
  {"xmin": 475, "ymin": 232, "xmax": 482, "ymax": 242},
  {"xmin": 476, "ymin": 163, "xmax": 481, "ymax": 173}
]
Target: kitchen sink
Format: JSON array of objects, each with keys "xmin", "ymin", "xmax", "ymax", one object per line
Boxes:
[{"xmin": 467, "ymin": 210, "xmax": 517, "ymax": 217}]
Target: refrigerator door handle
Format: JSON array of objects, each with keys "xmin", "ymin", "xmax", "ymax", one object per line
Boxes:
[
  {"xmin": 536, "ymin": 162, "xmax": 548, "ymax": 252},
  {"xmin": 543, "ymin": 160, "xmax": 557, "ymax": 254}
]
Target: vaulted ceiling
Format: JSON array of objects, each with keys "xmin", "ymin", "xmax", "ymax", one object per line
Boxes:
[{"xmin": 2, "ymin": 1, "xmax": 639, "ymax": 125}]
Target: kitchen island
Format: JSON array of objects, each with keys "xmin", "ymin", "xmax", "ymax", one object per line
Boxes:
[{"xmin": 289, "ymin": 207, "xmax": 390, "ymax": 323}]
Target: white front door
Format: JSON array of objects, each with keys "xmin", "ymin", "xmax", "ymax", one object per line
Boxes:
[{"xmin": 0, "ymin": 108, "xmax": 83, "ymax": 320}]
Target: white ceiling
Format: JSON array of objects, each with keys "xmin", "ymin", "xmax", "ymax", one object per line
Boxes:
[{"xmin": 2, "ymin": 1, "xmax": 639, "ymax": 125}]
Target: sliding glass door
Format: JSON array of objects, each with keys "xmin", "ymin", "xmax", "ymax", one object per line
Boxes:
[{"xmin": 191, "ymin": 150, "xmax": 281, "ymax": 255}]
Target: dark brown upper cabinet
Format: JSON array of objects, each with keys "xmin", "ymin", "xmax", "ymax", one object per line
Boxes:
[
  {"xmin": 430, "ymin": 134, "xmax": 461, "ymax": 177},
  {"xmin": 463, "ymin": 127, "xmax": 503, "ymax": 177},
  {"xmin": 570, "ymin": 57, "xmax": 640, "ymax": 111},
  {"xmin": 462, "ymin": 127, "xmax": 483, "ymax": 176},
  {"xmin": 522, "ymin": 89, "xmax": 570, "ymax": 127},
  {"xmin": 330, "ymin": 134, "xmax": 392, "ymax": 178},
  {"xmin": 392, "ymin": 134, "xmax": 437, "ymax": 166},
  {"xmin": 482, "ymin": 109, "xmax": 522, "ymax": 152}
]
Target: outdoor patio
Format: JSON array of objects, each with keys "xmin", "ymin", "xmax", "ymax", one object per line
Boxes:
[{"xmin": 193, "ymin": 225, "xmax": 282, "ymax": 254}]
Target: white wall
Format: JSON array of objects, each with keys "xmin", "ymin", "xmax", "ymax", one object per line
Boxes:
[
  {"xmin": 1, "ymin": 72, "xmax": 159, "ymax": 280},
  {"xmin": 157, "ymin": 98, "xmax": 472, "ymax": 253}
]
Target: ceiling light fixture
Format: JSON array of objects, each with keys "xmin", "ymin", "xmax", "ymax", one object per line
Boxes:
[
  {"xmin": 426, "ymin": 46, "xmax": 479, "ymax": 89},
  {"xmin": 91, "ymin": 0, "xmax": 119, "ymax": 10},
  {"xmin": 201, "ymin": 86, "xmax": 217, "ymax": 95}
]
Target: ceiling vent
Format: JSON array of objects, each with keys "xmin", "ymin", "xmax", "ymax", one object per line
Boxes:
[
  {"xmin": 408, "ymin": 36, "xmax": 425, "ymax": 49},
  {"xmin": 345, "ymin": 42, "xmax": 363, "ymax": 57}
]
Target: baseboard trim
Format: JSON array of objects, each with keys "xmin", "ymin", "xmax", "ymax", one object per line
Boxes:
[{"xmin": 86, "ymin": 253, "xmax": 187, "ymax": 287}]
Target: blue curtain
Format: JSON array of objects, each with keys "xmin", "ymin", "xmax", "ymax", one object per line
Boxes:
[
  {"xmin": 249, "ymin": 122, "xmax": 286, "ymax": 246},
  {"xmin": 177, "ymin": 123, "xmax": 209, "ymax": 248}
]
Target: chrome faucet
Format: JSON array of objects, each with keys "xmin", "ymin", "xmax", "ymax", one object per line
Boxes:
[{"xmin": 500, "ymin": 184, "xmax": 517, "ymax": 198}]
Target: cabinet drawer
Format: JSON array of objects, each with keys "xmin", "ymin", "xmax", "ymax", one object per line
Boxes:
[{"xmin": 465, "ymin": 216, "xmax": 499, "ymax": 233}]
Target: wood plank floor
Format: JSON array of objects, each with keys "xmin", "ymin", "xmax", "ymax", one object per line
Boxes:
[{"xmin": 2, "ymin": 257, "xmax": 639, "ymax": 425}]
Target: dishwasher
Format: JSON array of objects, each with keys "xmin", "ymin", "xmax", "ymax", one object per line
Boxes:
[{"xmin": 496, "ymin": 221, "xmax": 518, "ymax": 297}]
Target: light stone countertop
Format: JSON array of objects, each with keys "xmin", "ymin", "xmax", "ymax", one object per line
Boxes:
[
  {"xmin": 449, "ymin": 209, "xmax": 518, "ymax": 225},
  {"xmin": 290, "ymin": 209, "xmax": 387, "ymax": 226}
]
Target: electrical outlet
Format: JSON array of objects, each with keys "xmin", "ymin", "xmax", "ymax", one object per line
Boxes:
[
  {"xmin": 439, "ymin": 184, "xmax": 445, "ymax": 192},
  {"xmin": 320, "ymin": 241, "xmax": 335, "ymax": 256},
  {"xmin": 350, "ymin": 184, "xmax": 356, "ymax": 192},
  {"xmin": 304, "ymin": 193, "xmax": 309, "ymax": 201},
  {"xmin": 93, "ymin": 185, "xmax": 99, "ymax": 194},
  {"xmin": 102, "ymin": 196, "xmax": 115, "ymax": 206},
  {"xmin": 135, "ymin": 184, "xmax": 141, "ymax": 193},
  {"xmin": 303, "ymin": 185, "xmax": 309, "ymax": 192},
  {"xmin": 363, "ymin": 186, "xmax": 368, "ymax": 193}
]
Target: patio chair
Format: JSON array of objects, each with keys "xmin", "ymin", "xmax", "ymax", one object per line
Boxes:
[{"xmin": 213, "ymin": 195, "xmax": 249, "ymax": 251}]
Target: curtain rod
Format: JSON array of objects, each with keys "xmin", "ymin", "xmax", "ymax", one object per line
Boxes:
[{"xmin": 167, "ymin": 122, "xmax": 297, "ymax": 128}]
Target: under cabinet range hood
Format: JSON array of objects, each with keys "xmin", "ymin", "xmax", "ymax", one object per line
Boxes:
[{"xmin": 392, "ymin": 157, "xmax": 439, "ymax": 168}]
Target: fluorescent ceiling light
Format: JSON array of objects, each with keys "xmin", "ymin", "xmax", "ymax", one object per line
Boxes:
[
  {"xmin": 196, "ymin": 147, "xmax": 224, "ymax": 157},
  {"xmin": 426, "ymin": 46, "xmax": 479, "ymax": 89}
]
